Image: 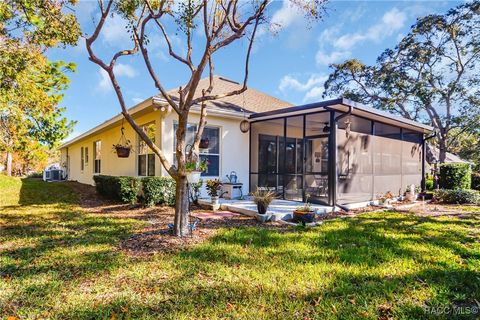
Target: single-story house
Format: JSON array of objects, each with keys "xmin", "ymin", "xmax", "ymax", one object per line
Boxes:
[{"xmin": 60, "ymin": 75, "xmax": 433, "ymax": 207}]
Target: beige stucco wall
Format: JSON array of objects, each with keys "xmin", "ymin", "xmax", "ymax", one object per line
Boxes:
[
  {"xmin": 162, "ymin": 112, "xmax": 250, "ymax": 191},
  {"xmin": 61, "ymin": 110, "xmax": 163, "ymax": 185},
  {"xmin": 60, "ymin": 107, "xmax": 250, "ymax": 197}
]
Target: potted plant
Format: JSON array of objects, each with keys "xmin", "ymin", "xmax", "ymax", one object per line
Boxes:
[
  {"xmin": 378, "ymin": 191, "xmax": 395, "ymax": 205},
  {"xmin": 113, "ymin": 140, "xmax": 131, "ymax": 158},
  {"xmin": 189, "ymin": 179, "xmax": 203, "ymax": 205},
  {"xmin": 293, "ymin": 195, "xmax": 315, "ymax": 223},
  {"xmin": 405, "ymin": 185, "xmax": 419, "ymax": 202},
  {"xmin": 252, "ymin": 188, "xmax": 275, "ymax": 222},
  {"xmin": 186, "ymin": 159, "xmax": 208, "ymax": 183},
  {"xmin": 206, "ymin": 179, "xmax": 223, "ymax": 208}
]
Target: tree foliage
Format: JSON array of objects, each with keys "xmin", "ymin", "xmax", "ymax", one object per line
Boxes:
[
  {"xmin": 0, "ymin": 0, "xmax": 80, "ymax": 175},
  {"xmin": 324, "ymin": 1, "xmax": 480, "ymax": 163}
]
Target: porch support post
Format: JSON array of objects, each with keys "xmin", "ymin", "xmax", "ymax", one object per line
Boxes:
[
  {"xmin": 422, "ymin": 131, "xmax": 436, "ymax": 192},
  {"xmin": 328, "ymin": 111, "xmax": 336, "ymax": 207},
  {"xmin": 421, "ymin": 135, "xmax": 426, "ymax": 192}
]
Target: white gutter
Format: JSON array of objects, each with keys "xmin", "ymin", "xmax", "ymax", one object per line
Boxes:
[{"xmin": 60, "ymin": 96, "xmax": 250, "ymax": 149}]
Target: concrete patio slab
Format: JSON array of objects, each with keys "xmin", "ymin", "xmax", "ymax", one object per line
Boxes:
[{"xmin": 198, "ymin": 198, "xmax": 336, "ymax": 221}]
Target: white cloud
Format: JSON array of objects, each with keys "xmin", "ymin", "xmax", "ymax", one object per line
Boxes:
[
  {"xmin": 333, "ymin": 8, "xmax": 407, "ymax": 50},
  {"xmin": 279, "ymin": 74, "xmax": 327, "ymax": 92},
  {"xmin": 98, "ymin": 63, "xmax": 137, "ymax": 92},
  {"xmin": 270, "ymin": 0, "xmax": 304, "ymax": 31},
  {"xmin": 315, "ymin": 50, "xmax": 351, "ymax": 66},
  {"xmin": 279, "ymin": 73, "xmax": 329, "ymax": 102},
  {"xmin": 115, "ymin": 63, "xmax": 137, "ymax": 78},
  {"xmin": 101, "ymin": 14, "xmax": 133, "ymax": 47},
  {"xmin": 304, "ymin": 86, "xmax": 326, "ymax": 102}
]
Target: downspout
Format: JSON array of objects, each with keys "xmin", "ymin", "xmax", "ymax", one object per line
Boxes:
[
  {"xmin": 326, "ymin": 105, "xmax": 353, "ymax": 211},
  {"xmin": 422, "ymin": 130, "xmax": 436, "ymax": 192}
]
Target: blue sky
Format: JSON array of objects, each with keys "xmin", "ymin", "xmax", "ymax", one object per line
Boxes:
[{"xmin": 48, "ymin": 0, "xmax": 460, "ymax": 140}]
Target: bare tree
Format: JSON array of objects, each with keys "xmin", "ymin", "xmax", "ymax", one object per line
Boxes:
[{"xmin": 85, "ymin": 0, "xmax": 326, "ymax": 236}]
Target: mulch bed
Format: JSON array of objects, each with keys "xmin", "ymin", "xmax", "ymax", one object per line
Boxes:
[{"xmin": 65, "ymin": 182, "xmax": 290, "ymax": 256}]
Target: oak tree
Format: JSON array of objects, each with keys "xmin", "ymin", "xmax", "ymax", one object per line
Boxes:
[{"xmin": 324, "ymin": 1, "xmax": 480, "ymax": 163}]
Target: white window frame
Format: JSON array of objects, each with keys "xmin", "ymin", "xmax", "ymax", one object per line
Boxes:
[
  {"xmin": 173, "ymin": 121, "xmax": 221, "ymax": 178},
  {"xmin": 137, "ymin": 122, "xmax": 156, "ymax": 177},
  {"xmin": 93, "ymin": 140, "xmax": 101, "ymax": 174}
]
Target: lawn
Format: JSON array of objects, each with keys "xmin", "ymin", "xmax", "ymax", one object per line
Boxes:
[{"xmin": 1, "ymin": 176, "xmax": 479, "ymax": 319}]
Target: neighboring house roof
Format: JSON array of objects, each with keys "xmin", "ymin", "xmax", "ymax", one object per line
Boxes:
[
  {"xmin": 60, "ymin": 75, "xmax": 292, "ymax": 148},
  {"xmin": 426, "ymin": 144, "xmax": 472, "ymax": 164},
  {"xmin": 250, "ymin": 97, "xmax": 434, "ymax": 133}
]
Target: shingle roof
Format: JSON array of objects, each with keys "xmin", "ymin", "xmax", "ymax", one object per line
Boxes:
[
  {"xmin": 165, "ymin": 75, "xmax": 293, "ymax": 114},
  {"xmin": 426, "ymin": 144, "xmax": 472, "ymax": 164},
  {"xmin": 60, "ymin": 75, "xmax": 291, "ymax": 148}
]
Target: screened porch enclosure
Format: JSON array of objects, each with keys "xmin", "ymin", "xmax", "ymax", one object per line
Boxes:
[{"xmin": 249, "ymin": 110, "xmax": 424, "ymax": 206}]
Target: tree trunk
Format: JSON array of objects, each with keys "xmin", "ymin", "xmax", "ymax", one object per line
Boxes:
[
  {"xmin": 174, "ymin": 175, "xmax": 190, "ymax": 236},
  {"xmin": 6, "ymin": 151, "xmax": 12, "ymax": 176},
  {"xmin": 438, "ymin": 136, "xmax": 447, "ymax": 164}
]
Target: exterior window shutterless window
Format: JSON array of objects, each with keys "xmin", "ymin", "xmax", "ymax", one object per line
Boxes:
[
  {"xmin": 138, "ymin": 122, "xmax": 156, "ymax": 176},
  {"xmin": 80, "ymin": 147, "xmax": 84, "ymax": 171},
  {"xmin": 94, "ymin": 140, "xmax": 101, "ymax": 174},
  {"xmin": 173, "ymin": 123, "xmax": 220, "ymax": 177}
]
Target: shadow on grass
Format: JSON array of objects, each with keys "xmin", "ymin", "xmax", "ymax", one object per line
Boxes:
[
  {"xmin": 1, "ymin": 178, "xmax": 141, "ymax": 314},
  {"xmin": 17, "ymin": 178, "xmax": 78, "ymax": 206},
  {"xmin": 169, "ymin": 212, "xmax": 480, "ymax": 318},
  {"xmin": 2, "ymin": 178, "xmax": 479, "ymax": 319}
]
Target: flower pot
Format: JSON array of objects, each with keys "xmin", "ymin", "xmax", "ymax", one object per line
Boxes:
[
  {"xmin": 187, "ymin": 171, "xmax": 202, "ymax": 183},
  {"xmin": 211, "ymin": 196, "xmax": 220, "ymax": 210},
  {"xmin": 293, "ymin": 210, "xmax": 315, "ymax": 223},
  {"xmin": 405, "ymin": 192, "xmax": 416, "ymax": 202},
  {"xmin": 199, "ymin": 138, "xmax": 209, "ymax": 149},
  {"xmin": 211, "ymin": 196, "xmax": 219, "ymax": 205},
  {"xmin": 257, "ymin": 203, "xmax": 268, "ymax": 215},
  {"xmin": 115, "ymin": 146, "xmax": 131, "ymax": 158},
  {"xmin": 256, "ymin": 213, "xmax": 270, "ymax": 223}
]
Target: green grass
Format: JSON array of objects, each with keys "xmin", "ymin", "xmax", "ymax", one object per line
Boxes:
[{"xmin": 1, "ymin": 175, "xmax": 480, "ymax": 319}]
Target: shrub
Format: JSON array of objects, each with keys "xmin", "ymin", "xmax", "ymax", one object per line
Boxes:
[
  {"xmin": 471, "ymin": 172, "xmax": 480, "ymax": 191},
  {"xmin": 434, "ymin": 189, "xmax": 480, "ymax": 205},
  {"xmin": 27, "ymin": 172, "xmax": 43, "ymax": 178},
  {"xmin": 439, "ymin": 163, "xmax": 472, "ymax": 189},
  {"xmin": 142, "ymin": 177, "xmax": 176, "ymax": 207},
  {"xmin": 93, "ymin": 175, "xmax": 140, "ymax": 204},
  {"xmin": 425, "ymin": 177, "xmax": 434, "ymax": 191}
]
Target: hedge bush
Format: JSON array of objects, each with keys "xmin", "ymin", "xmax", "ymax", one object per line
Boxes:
[
  {"xmin": 439, "ymin": 163, "xmax": 472, "ymax": 190},
  {"xmin": 93, "ymin": 175, "xmax": 141, "ymax": 204},
  {"xmin": 425, "ymin": 176, "xmax": 434, "ymax": 191},
  {"xmin": 471, "ymin": 172, "xmax": 480, "ymax": 191},
  {"xmin": 142, "ymin": 177, "xmax": 176, "ymax": 207},
  {"xmin": 434, "ymin": 189, "xmax": 480, "ymax": 205}
]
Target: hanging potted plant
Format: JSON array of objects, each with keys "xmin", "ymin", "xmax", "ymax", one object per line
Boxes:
[
  {"xmin": 186, "ymin": 159, "xmax": 208, "ymax": 184},
  {"xmin": 199, "ymin": 137, "xmax": 209, "ymax": 149},
  {"xmin": 293, "ymin": 195, "xmax": 315, "ymax": 223},
  {"xmin": 113, "ymin": 127, "xmax": 131, "ymax": 158},
  {"xmin": 206, "ymin": 179, "xmax": 223, "ymax": 208},
  {"xmin": 113, "ymin": 143, "xmax": 132, "ymax": 158}
]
